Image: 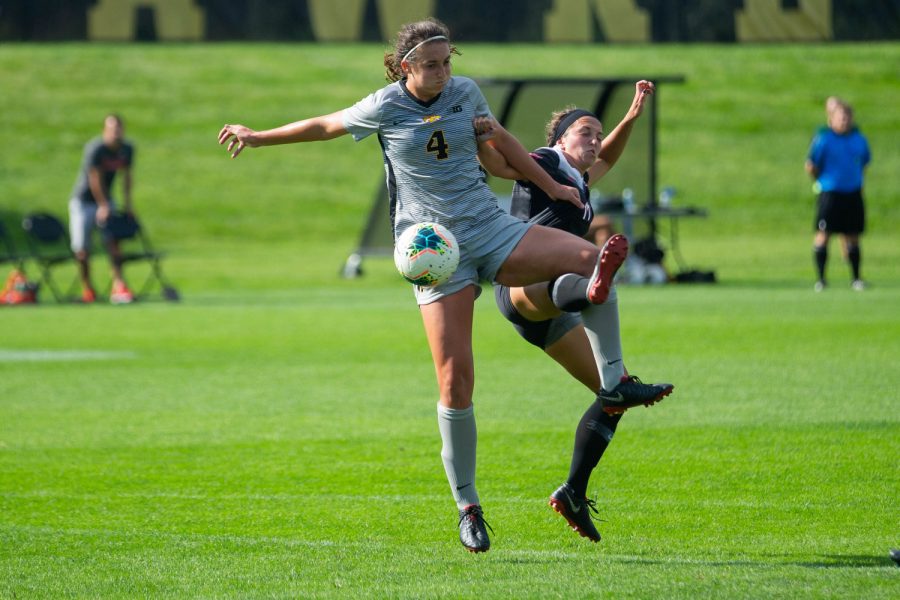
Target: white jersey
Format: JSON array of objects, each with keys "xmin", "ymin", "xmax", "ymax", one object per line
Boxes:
[{"xmin": 343, "ymin": 76, "xmax": 508, "ymax": 242}]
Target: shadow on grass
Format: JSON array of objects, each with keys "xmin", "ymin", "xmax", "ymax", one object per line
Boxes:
[
  {"xmin": 792, "ymin": 554, "xmax": 899, "ymax": 569},
  {"xmin": 585, "ymin": 553, "xmax": 899, "ymax": 570}
]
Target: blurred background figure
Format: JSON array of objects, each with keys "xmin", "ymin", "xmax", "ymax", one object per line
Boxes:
[
  {"xmin": 805, "ymin": 97, "xmax": 871, "ymax": 292},
  {"xmin": 69, "ymin": 113, "xmax": 136, "ymax": 303}
]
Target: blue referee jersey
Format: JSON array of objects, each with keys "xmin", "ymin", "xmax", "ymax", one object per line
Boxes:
[{"xmin": 807, "ymin": 126, "xmax": 870, "ymax": 193}]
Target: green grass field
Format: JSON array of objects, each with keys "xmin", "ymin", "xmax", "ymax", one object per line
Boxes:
[{"xmin": 1, "ymin": 42, "xmax": 899, "ymax": 598}]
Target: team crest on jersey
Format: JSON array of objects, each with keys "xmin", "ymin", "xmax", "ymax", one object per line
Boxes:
[{"xmin": 422, "ymin": 114, "xmax": 442, "ymax": 124}]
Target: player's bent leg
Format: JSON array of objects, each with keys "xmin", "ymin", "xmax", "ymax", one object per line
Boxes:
[
  {"xmin": 509, "ymin": 283, "xmax": 562, "ymax": 322},
  {"xmin": 546, "ymin": 233, "xmax": 629, "ymax": 312},
  {"xmin": 495, "ymin": 225, "xmax": 599, "ymax": 288},
  {"xmin": 543, "ymin": 325, "xmax": 601, "ymax": 394}
]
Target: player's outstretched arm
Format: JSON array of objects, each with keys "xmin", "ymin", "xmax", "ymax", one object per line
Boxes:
[
  {"xmin": 218, "ymin": 111, "xmax": 348, "ymax": 158},
  {"xmin": 475, "ymin": 117, "xmax": 523, "ymax": 180},
  {"xmin": 477, "ymin": 139, "xmax": 522, "ymax": 180},
  {"xmin": 488, "ymin": 121, "xmax": 582, "ymax": 208},
  {"xmin": 588, "ymin": 80, "xmax": 654, "ymax": 184}
]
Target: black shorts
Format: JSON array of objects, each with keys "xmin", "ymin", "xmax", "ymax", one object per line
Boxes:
[
  {"xmin": 815, "ymin": 190, "xmax": 865, "ymax": 234},
  {"xmin": 493, "ymin": 284, "xmax": 581, "ymax": 350}
]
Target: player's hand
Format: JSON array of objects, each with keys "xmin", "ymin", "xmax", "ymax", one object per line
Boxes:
[
  {"xmin": 551, "ymin": 183, "xmax": 584, "ymax": 209},
  {"xmin": 629, "ymin": 80, "xmax": 655, "ymax": 118},
  {"xmin": 96, "ymin": 203, "xmax": 110, "ymax": 225},
  {"xmin": 218, "ymin": 124, "xmax": 257, "ymax": 158},
  {"xmin": 473, "ymin": 116, "xmax": 496, "ymax": 142}
]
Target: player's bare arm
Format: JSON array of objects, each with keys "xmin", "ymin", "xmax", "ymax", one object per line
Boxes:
[
  {"xmin": 588, "ymin": 80, "xmax": 654, "ymax": 185},
  {"xmin": 88, "ymin": 167, "xmax": 111, "ymax": 223},
  {"xmin": 218, "ymin": 111, "xmax": 348, "ymax": 158},
  {"xmin": 477, "ymin": 140, "xmax": 523, "ymax": 180},
  {"xmin": 475, "ymin": 135, "xmax": 521, "ymax": 184},
  {"xmin": 487, "ymin": 121, "xmax": 583, "ymax": 208}
]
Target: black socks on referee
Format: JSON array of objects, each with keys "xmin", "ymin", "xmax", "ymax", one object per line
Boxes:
[
  {"xmin": 814, "ymin": 243, "xmax": 862, "ymax": 282},
  {"xmin": 813, "ymin": 244, "xmax": 827, "ymax": 282},
  {"xmin": 847, "ymin": 243, "xmax": 861, "ymax": 281},
  {"xmin": 566, "ymin": 399, "xmax": 622, "ymax": 499}
]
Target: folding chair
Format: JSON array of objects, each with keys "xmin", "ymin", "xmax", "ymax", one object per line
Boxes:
[
  {"xmin": 103, "ymin": 212, "xmax": 179, "ymax": 301},
  {"xmin": 0, "ymin": 220, "xmax": 26, "ymax": 271},
  {"xmin": 21, "ymin": 212, "xmax": 81, "ymax": 302}
]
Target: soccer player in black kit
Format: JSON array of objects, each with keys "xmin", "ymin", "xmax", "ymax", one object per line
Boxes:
[{"xmin": 476, "ymin": 80, "xmax": 673, "ymax": 542}]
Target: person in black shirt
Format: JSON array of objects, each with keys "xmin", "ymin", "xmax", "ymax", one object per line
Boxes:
[{"xmin": 477, "ymin": 81, "xmax": 673, "ymax": 542}]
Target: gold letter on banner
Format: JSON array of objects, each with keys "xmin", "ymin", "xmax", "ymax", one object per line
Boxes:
[
  {"xmin": 88, "ymin": 0, "xmax": 204, "ymax": 41},
  {"xmin": 307, "ymin": 0, "xmax": 367, "ymax": 41},
  {"xmin": 375, "ymin": 0, "xmax": 436, "ymax": 42},
  {"xmin": 308, "ymin": 0, "xmax": 435, "ymax": 42},
  {"xmin": 737, "ymin": 0, "xmax": 832, "ymax": 41},
  {"xmin": 594, "ymin": 0, "xmax": 649, "ymax": 42},
  {"xmin": 544, "ymin": 0, "xmax": 590, "ymax": 42},
  {"xmin": 545, "ymin": 0, "xmax": 648, "ymax": 43}
]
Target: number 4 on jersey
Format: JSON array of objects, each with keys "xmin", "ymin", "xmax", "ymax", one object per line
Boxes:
[{"xmin": 426, "ymin": 130, "xmax": 449, "ymax": 160}]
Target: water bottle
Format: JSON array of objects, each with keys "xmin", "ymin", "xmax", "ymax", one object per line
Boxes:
[
  {"xmin": 659, "ymin": 187, "xmax": 674, "ymax": 209},
  {"xmin": 622, "ymin": 188, "xmax": 635, "ymax": 214}
]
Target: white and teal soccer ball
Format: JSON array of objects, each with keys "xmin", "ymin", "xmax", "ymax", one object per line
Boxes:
[{"xmin": 393, "ymin": 222, "xmax": 459, "ymax": 287}]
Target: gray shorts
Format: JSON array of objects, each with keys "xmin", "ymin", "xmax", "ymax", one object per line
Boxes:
[
  {"xmin": 413, "ymin": 212, "xmax": 533, "ymax": 305},
  {"xmin": 68, "ymin": 197, "xmax": 115, "ymax": 253}
]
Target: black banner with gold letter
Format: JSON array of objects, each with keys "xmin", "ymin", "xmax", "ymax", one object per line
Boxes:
[{"xmin": 1, "ymin": 0, "xmax": 897, "ymax": 42}]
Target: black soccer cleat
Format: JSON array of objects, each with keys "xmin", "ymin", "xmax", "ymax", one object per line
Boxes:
[
  {"xmin": 458, "ymin": 504, "xmax": 492, "ymax": 553},
  {"xmin": 548, "ymin": 483, "xmax": 601, "ymax": 542},
  {"xmin": 598, "ymin": 375, "xmax": 674, "ymax": 415},
  {"xmin": 891, "ymin": 549, "xmax": 900, "ymax": 566}
]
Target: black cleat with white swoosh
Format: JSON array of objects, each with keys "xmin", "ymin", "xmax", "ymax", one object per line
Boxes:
[
  {"xmin": 549, "ymin": 483, "xmax": 601, "ymax": 542},
  {"xmin": 598, "ymin": 375, "xmax": 673, "ymax": 415},
  {"xmin": 458, "ymin": 504, "xmax": 492, "ymax": 553}
]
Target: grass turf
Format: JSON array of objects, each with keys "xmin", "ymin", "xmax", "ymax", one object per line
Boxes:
[
  {"xmin": 1, "ymin": 42, "xmax": 899, "ymax": 597},
  {"xmin": 1, "ymin": 284, "xmax": 898, "ymax": 598}
]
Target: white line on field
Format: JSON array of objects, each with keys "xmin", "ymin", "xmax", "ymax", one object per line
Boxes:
[{"xmin": 0, "ymin": 349, "xmax": 137, "ymax": 362}]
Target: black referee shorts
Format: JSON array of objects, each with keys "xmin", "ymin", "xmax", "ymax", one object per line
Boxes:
[{"xmin": 815, "ymin": 190, "xmax": 865, "ymax": 234}]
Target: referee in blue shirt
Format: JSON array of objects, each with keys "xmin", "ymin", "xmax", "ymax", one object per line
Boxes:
[{"xmin": 805, "ymin": 97, "xmax": 871, "ymax": 291}]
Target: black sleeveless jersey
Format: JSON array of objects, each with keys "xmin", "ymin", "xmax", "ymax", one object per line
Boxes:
[{"xmin": 507, "ymin": 147, "xmax": 593, "ymax": 238}]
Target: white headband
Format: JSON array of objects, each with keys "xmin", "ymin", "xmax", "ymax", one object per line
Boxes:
[{"xmin": 401, "ymin": 35, "xmax": 449, "ymax": 63}]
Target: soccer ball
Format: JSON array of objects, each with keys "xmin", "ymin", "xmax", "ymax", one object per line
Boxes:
[{"xmin": 393, "ymin": 222, "xmax": 459, "ymax": 287}]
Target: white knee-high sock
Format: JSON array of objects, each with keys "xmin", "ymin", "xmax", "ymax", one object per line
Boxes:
[
  {"xmin": 437, "ymin": 404, "xmax": 480, "ymax": 509},
  {"xmin": 580, "ymin": 286, "xmax": 626, "ymax": 391}
]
